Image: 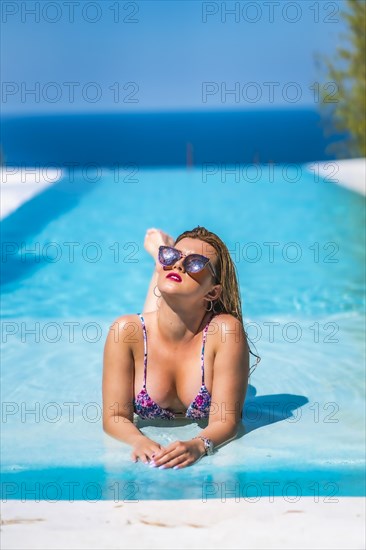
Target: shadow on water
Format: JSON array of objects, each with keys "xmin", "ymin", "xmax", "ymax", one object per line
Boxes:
[
  {"xmin": 240, "ymin": 384, "xmax": 309, "ymax": 436},
  {"xmin": 0, "ymin": 174, "xmax": 99, "ymax": 289},
  {"xmin": 135, "ymin": 384, "xmax": 309, "ymax": 443}
]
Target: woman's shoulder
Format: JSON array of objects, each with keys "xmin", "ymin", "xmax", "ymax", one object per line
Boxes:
[
  {"xmin": 109, "ymin": 312, "xmax": 142, "ymax": 328},
  {"xmin": 210, "ymin": 312, "xmax": 244, "ymax": 330},
  {"xmin": 210, "ymin": 313, "xmax": 248, "ymax": 348},
  {"xmin": 106, "ymin": 313, "xmax": 144, "ymax": 350}
]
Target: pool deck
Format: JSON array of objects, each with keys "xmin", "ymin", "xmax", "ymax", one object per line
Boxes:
[
  {"xmin": 1, "ymin": 497, "xmax": 365, "ymax": 549},
  {"xmin": 0, "ymin": 167, "xmax": 63, "ymax": 220},
  {"xmin": 0, "ymin": 158, "xmax": 365, "ymax": 222},
  {"xmin": 305, "ymin": 157, "xmax": 366, "ymax": 196}
]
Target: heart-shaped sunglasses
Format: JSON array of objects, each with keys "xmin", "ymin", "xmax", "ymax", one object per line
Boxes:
[{"xmin": 158, "ymin": 246, "xmax": 219, "ymax": 282}]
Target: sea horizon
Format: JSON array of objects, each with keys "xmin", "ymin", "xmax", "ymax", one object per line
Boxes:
[{"xmin": 0, "ymin": 107, "xmax": 348, "ymax": 166}]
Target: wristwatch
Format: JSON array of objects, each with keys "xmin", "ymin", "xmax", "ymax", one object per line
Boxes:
[{"xmin": 193, "ymin": 436, "xmax": 214, "ymax": 456}]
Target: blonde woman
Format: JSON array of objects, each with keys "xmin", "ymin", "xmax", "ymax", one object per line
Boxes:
[{"xmin": 102, "ymin": 226, "xmax": 260, "ymax": 469}]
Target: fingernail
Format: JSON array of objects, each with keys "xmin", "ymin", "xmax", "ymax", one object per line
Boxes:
[
  {"xmin": 158, "ymin": 465, "xmax": 166, "ymax": 469},
  {"xmin": 149, "ymin": 463, "xmax": 156, "ymax": 467},
  {"xmin": 173, "ymin": 466, "xmax": 179, "ymax": 470}
]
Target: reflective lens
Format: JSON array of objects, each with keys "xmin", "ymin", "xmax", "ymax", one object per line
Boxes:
[
  {"xmin": 158, "ymin": 246, "xmax": 180, "ymax": 266},
  {"xmin": 159, "ymin": 246, "xmax": 212, "ymax": 276},
  {"xmin": 184, "ymin": 254, "xmax": 209, "ymax": 273}
]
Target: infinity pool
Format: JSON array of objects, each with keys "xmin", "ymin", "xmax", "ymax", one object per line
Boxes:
[{"xmin": 1, "ymin": 165, "xmax": 365, "ymax": 500}]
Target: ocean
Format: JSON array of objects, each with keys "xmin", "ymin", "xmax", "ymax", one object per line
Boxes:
[{"xmin": 0, "ymin": 108, "xmax": 348, "ymax": 167}]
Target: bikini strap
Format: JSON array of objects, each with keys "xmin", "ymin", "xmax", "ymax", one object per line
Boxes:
[
  {"xmin": 200, "ymin": 316, "xmax": 212, "ymax": 386},
  {"xmin": 137, "ymin": 313, "xmax": 148, "ymax": 388}
]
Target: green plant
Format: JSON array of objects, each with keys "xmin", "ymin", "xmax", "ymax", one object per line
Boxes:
[{"xmin": 318, "ymin": 0, "xmax": 366, "ymax": 158}]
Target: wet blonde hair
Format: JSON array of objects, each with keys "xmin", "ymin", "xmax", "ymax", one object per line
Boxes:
[{"xmin": 174, "ymin": 225, "xmax": 261, "ymax": 375}]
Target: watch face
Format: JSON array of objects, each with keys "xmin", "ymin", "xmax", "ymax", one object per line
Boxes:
[{"xmin": 205, "ymin": 439, "xmax": 214, "ymax": 455}]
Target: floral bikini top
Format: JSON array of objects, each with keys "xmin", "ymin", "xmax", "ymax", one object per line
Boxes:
[{"xmin": 133, "ymin": 313, "xmax": 212, "ymax": 420}]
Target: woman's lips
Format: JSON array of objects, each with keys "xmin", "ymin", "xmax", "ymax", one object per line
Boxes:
[{"xmin": 166, "ymin": 272, "xmax": 182, "ymax": 282}]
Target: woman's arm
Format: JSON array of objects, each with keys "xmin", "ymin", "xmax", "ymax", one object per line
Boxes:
[
  {"xmin": 102, "ymin": 315, "xmax": 164, "ymax": 461},
  {"xmin": 141, "ymin": 228, "xmax": 175, "ymax": 313},
  {"xmin": 191, "ymin": 314, "xmax": 249, "ymax": 449},
  {"xmin": 142, "ymin": 266, "xmax": 160, "ymax": 313}
]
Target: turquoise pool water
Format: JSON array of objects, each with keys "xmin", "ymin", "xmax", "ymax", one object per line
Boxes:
[{"xmin": 1, "ymin": 165, "xmax": 365, "ymax": 500}]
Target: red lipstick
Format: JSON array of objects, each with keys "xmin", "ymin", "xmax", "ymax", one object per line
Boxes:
[{"xmin": 166, "ymin": 272, "xmax": 182, "ymax": 282}]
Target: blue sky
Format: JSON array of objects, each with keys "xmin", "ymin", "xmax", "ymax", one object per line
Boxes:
[{"xmin": 1, "ymin": 0, "xmax": 349, "ymax": 113}]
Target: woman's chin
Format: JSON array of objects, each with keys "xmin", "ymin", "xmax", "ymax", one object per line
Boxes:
[{"xmin": 160, "ymin": 278, "xmax": 184, "ymax": 290}]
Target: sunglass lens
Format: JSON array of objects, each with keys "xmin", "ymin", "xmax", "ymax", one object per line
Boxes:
[
  {"xmin": 159, "ymin": 247, "xmax": 179, "ymax": 266},
  {"xmin": 184, "ymin": 255, "xmax": 207, "ymax": 273}
]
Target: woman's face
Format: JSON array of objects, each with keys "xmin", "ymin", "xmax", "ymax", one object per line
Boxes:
[{"xmin": 157, "ymin": 237, "xmax": 220, "ymax": 303}]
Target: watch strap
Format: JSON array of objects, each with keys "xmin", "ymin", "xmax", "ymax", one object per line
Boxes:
[{"xmin": 193, "ymin": 436, "xmax": 212, "ymax": 455}]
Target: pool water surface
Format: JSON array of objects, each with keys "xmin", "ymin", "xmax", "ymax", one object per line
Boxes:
[{"xmin": 1, "ymin": 165, "xmax": 365, "ymax": 500}]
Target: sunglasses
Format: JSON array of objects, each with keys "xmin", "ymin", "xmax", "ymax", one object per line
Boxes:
[{"xmin": 158, "ymin": 246, "xmax": 219, "ymax": 282}]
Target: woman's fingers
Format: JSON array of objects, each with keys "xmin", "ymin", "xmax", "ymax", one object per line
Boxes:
[
  {"xmin": 130, "ymin": 452, "xmax": 154, "ymax": 464},
  {"xmin": 151, "ymin": 448, "xmax": 187, "ymax": 468},
  {"xmin": 151, "ymin": 448, "xmax": 170, "ymax": 461},
  {"xmin": 148, "ymin": 440, "xmax": 204, "ymax": 469},
  {"xmin": 151, "ymin": 455, "xmax": 191, "ymax": 469},
  {"xmin": 172, "ymin": 460, "xmax": 192, "ymax": 469},
  {"xmin": 131, "ymin": 441, "xmax": 198, "ymax": 469},
  {"xmin": 131, "ymin": 447, "xmax": 164, "ymax": 463},
  {"xmin": 149, "ymin": 446, "xmax": 164, "ymax": 461},
  {"xmin": 131, "ymin": 444, "xmax": 171, "ymax": 465}
]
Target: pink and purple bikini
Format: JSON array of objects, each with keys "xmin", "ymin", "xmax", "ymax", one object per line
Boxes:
[{"xmin": 133, "ymin": 313, "xmax": 212, "ymax": 420}]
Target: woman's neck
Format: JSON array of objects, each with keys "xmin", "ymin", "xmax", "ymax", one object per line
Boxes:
[{"xmin": 156, "ymin": 300, "xmax": 212, "ymax": 344}]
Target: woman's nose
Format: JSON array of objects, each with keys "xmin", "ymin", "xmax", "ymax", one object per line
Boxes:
[
  {"xmin": 172, "ymin": 258, "xmax": 184, "ymax": 272},
  {"xmin": 162, "ymin": 259, "xmax": 184, "ymax": 272}
]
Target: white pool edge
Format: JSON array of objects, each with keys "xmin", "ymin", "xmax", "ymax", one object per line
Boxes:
[
  {"xmin": 0, "ymin": 167, "xmax": 64, "ymax": 220},
  {"xmin": 1, "ymin": 158, "xmax": 364, "ymax": 223},
  {"xmin": 1, "ymin": 497, "xmax": 365, "ymax": 549},
  {"xmin": 304, "ymin": 158, "xmax": 366, "ymax": 196}
]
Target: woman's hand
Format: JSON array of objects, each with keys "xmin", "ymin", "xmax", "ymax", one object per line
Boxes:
[
  {"xmin": 148, "ymin": 439, "xmax": 206, "ymax": 470},
  {"xmin": 143, "ymin": 228, "xmax": 175, "ymax": 262},
  {"xmin": 131, "ymin": 436, "xmax": 166, "ymax": 465}
]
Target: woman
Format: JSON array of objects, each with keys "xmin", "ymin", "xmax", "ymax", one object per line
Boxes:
[{"xmin": 102, "ymin": 226, "xmax": 260, "ymax": 470}]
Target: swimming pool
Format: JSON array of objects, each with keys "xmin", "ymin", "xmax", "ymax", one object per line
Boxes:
[{"xmin": 1, "ymin": 165, "xmax": 365, "ymax": 500}]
